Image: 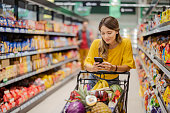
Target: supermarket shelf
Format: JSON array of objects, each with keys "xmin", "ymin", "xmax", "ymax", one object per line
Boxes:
[
  {"xmin": 138, "ymin": 45, "xmax": 170, "ymax": 77},
  {"xmin": 0, "ymin": 45, "xmax": 78, "ymax": 60},
  {"xmin": 140, "ymin": 21, "xmax": 170, "ymax": 37},
  {"xmin": 25, "ymin": 0, "xmax": 88, "ymax": 22},
  {"xmin": 0, "ymin": 27, "xmax": 76, "ymax": 36},
  {"xmin": 0, "ymin": 58, "xmax": 78, "ymax": 88},
  {"xmin": 10, "ymin": 69, "xmax": 80, "ymax": 113},
  {"xmin": 153, "ymin": 89, "xmax": 168, "ymax": 113},
  {"xmin": 138, "ymin": 57, "xmax": 168, "ymax": 113}
]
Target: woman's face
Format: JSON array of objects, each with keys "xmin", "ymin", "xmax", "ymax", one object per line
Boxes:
[{"xmin": 100, "ymin": 26, "xmax": 118, "ymax": 44}]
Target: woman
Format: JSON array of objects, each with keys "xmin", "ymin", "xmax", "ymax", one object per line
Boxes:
[{"xmin": 84, "ymin": 16, "xmax": 136, "ymax": 87}]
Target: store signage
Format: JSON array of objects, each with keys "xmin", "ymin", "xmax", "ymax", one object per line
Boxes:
[
  {"xmin": 74, "ymin": 2, "xmax": 91, "ymax": 16},
  {"xmin": 82, "ymin": 1, "xmax": 101, "ymax": 6},
  {"xmin": 109, "ymin": 0, "xmax": 121, "ymax": 18},
  {"xmin": 120, "ymin": 7, "xmax": 135, "ymax": 14}
]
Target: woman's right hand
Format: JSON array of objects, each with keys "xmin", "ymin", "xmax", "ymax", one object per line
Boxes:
[{"xmin": 92, "ymin": 62, "xmax": 102, "ymax": 72}]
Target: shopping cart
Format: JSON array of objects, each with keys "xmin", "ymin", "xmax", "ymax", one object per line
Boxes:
[{"xmin": 62, "ymin": 70, "xmax": 130, "ymax": 113}]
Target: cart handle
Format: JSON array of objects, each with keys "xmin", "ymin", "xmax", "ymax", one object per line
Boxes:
[{"xmin": 78, "ymin": 70, "xmax": 130, "ymax": 75}]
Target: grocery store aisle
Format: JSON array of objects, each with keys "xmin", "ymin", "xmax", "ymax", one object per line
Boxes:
[
  {"xmin": 28, "ymin": 69, "xmax": 144, "ymax": 113},
  {"xmin": 127, "ymin": 69, "xmax": 144, "ymax": 113}
]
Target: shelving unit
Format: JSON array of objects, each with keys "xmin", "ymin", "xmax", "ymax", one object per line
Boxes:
[
  {"xmin": 0, "ymin": 57, "xmax": 78, "ymax": 88},
  {"xmin": 9, "ymin": 69, "xmax": 80, "ymax": 113},
  {"xmin": 0, "ymin": 45, "xmax": 78, "ymax": 60},
  {"xmin": 140, "ymin": 21, "xmax": 170, "ymax": 37},
  {"xmin": 138, "ymin": 45, "xmax": 170, "ymax": 77},
  {"xmin": 138, "ymin": 57, "xmax": 168, "ymax": 113},
  {"xmin": 0, "ymin": 0, "xmax": 84, "ymax": 112},
  {"xmin": 0, "ymin": 27, "xmax": 76, "ymax": 36}
]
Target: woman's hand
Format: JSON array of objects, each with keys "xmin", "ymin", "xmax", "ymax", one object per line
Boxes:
[
  {"xmin": 100, "ymin": 62, "xmax": 115, "ymax": 71},
  {"xmin": 92, "ymin": 62, "xmax": 103, "ymax": 72}
]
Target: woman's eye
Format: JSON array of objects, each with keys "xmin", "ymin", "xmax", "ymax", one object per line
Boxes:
[{"xmin": 108, "ymin": 33, "xmax": 112, "ymax": 34}]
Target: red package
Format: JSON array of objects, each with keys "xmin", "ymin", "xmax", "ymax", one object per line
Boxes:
[
  {"xmin": 9, "ymin": 98, "xmax": 15, "ymax": 108},
  {"xmin": 15, "ymin": 97, "xmax": 23, "ymax": 105},
  {"xmin": 0, "ymin": 104, "xmax": 7, "ymax": 113},
  {"xmin": 10, "ymin": 90, "xmax": 17, "ymax": 100},
  {"xmin": 4, "ymin": 102, "xmax": 11, "ymax": 111},
  {"xmin": 3, "ymin": 90, "xmax": 13, "ymax": 102}
]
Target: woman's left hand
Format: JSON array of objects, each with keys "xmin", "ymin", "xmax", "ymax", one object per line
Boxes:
[{"xmin": 101, "ymin": 62, "xmax": 115, "ymax": 71}]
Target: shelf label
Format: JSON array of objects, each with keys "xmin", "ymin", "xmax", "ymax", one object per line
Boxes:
[
  {"xmin": 13, "ymin": 28, "xmax": 20, "ymax": 33},
  {"xmin": 20, "ymin": 29, "xmax": 25, "ymax": 33},
  {"xmin": 5, "ymin": 28, "xmax": 12, "ymax": 32},
  {"xmin": 0, "ymin": 27, "xmax": 5, "ymax": 32}
]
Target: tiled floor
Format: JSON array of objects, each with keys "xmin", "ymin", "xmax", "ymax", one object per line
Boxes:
[{"xmin": 28, "ymin": 69, "xmax": 145, "ymax": 113}]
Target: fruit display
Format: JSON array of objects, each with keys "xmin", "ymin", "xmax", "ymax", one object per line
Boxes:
[
  {"xmin": 65, "ymin": 78, "xmax": 124, "ymax": 113},
  {"xmin": 0, "ymin": 50, "xmax": 78, "ymax": 83},
  {"xmin": 136, "ymin": 57, "xmax": 170, "ymax": 112},
  {"xmin": 138, "ymin": 35, "xmax": 170, "ymax": 66},
  {"xmin": 0, "ymin": 61, "xmax": 80, "ymax": 112}
]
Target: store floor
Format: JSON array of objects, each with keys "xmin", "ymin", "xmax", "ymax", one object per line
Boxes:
[{"xmin": 28, "ymin": 69, "xmax": 145, "ymax": 113}]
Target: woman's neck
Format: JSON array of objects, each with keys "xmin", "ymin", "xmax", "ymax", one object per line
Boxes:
[{"xmin": 109, "ymin": 41, "xmax": 118, "ymax": 49}]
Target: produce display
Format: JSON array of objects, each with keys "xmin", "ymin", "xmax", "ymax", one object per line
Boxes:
[
  {"xmin": 65, "ymin": 79, "xmax": 124, "ymax": 113},
  {"xmin": 0, "ymin": 50, "xmax": 78, "ymax": 82},
  {"xmin": 138, "ymin": 34, "xmax": 170, "ymax": 66},
  {"xmin": 136, "ymin": 57, "xmax": 170, "ymax": 112},
  {"xmin": 138, "ymin": 9, "xmax": 170, "ymax": 34},
  {"xmin": 0, "ymin": 61, "xmax": 80, "ymax": 112}
]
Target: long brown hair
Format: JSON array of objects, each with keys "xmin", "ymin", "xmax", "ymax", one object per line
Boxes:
[{"xmin": 98, "ymin": 16, "xmax": 122, "ymax": 60}]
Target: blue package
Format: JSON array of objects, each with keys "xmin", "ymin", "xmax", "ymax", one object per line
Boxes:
[
  {"xmin": 0, "ymin": 43, "xmax": 4, "ymax": 53},
  {"xmin": 30, "ymin": 38, "xmax": 35, "ymax": 50},
  {"xmin": 17, "ymin": 42, "xmax": 21, "ymax": 52},
  {"xmin": 27, "ymin": 39, "xmax": 30, "ymax": 51},
  {"xmin": 5, "ymin": 41, "xmax": 10, "ymax": 53},
  {"xmin": 13, "ymin": 42, "xmax": 17, "ymax": 52},
  {"xmin": 0, "ymin": 17, "xmax": 3, "ymax": 26},
  {"xmin": 22, "ymin": 41, "xmax": 25, "ymax": 51},
  {"xmin": 9, "ymin": 42, "xmax": 13, "ymax": 53}
]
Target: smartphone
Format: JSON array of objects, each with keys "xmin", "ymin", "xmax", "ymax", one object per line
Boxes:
[{"xmin": 94, "ymin": 57, "xmax": 103, "ymax": 63}]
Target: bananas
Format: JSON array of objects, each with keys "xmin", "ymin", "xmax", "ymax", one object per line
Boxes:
[{"xmin": 92, "ymin": 80, "xmax": 109, "ymax": 90}]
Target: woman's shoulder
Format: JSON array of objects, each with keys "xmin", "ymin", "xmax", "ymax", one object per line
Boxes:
[
  {"xmin": 92, "ymin": 39, "xmax": 101, "ymax": 45},
  {"xmin": 94, "ymin": 39, "xmax": 101, "ymax": 42},
  {"xmin": 121, "ymin": 38, "xmax": 131, "ymax": 45}
]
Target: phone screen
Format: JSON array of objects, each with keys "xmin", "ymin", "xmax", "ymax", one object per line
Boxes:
[{"xmin": 94, "ymin": 57, "xmax": 103, "ymax": 63}]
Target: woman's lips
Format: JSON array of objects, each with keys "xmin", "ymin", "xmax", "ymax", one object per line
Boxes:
[{"xmin": 106, "ymin": 39, "xmax": 110, "ymax": 42}]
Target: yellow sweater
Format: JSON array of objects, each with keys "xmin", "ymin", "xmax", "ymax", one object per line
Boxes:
[{"xmin": 84, "ymin": 38, "xmax": 136, "ymax": 79}]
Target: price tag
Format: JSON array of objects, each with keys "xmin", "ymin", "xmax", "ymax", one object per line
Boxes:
[
  {"xmin": 13, "ymin": 28, "xmax": 19, "ymax": 33},
  {"xmin": 0, "ymin": 27, "xmax": 5, "ymax": 32},
  {"xmin": 20, "ymin": 29, "xmax": 25, "ymax": 33},
  {"xmin": 5, "ymin": 28, "xmax": 12, "ymax": 32},
  {"xmin": 25, "ymin": 29, "xmax": 28, "ymax": 33}
]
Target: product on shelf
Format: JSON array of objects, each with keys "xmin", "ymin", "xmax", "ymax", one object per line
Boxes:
[
  {"xmin": 136, "ymin": 57, "xmax": 170, "ymax": 112},
  {"xmin": 0, "ymin": 61, "xmax": 80, "ymax": 112},
  {"xmin": 0, "ymin": 50, "xmax": 78, "ymax": 83},
  {"xmin": 138, "ymin": 8, "xmax": 170, "ymax": 34},
  {"xmin": 138, "ymin": 34, "xmax": 170, "ymax": 66},
  {"xmin": 0, "ymin": 35, "xmax": 78, "ymax": 54}
]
